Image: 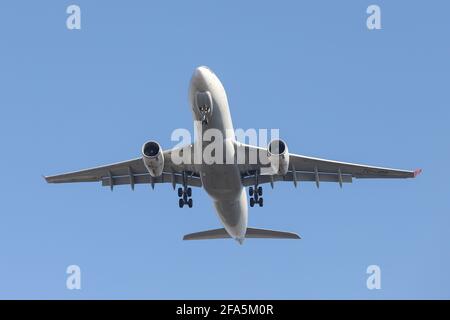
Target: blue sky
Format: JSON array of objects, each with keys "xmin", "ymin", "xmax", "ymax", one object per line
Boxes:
[{"xmin": 0, "ymin": 0, "xmax": 449, "ymax": 299}]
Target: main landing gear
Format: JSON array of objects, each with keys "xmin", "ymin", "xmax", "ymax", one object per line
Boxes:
[
  {"xmin": 249, "ymin": 186, "xmax": 263, "ymax": 207},
  {"xmin": 178, "ymin": 186, "xmax": 193, "ymax": 208}
]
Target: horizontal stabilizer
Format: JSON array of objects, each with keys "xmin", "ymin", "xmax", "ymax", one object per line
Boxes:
[
  {"xmin": 183, "ymin": 227, "xmax": 301, "ymax": 240},
  {"xmin": 183, "ymin": 228, "xmax": 230, "ymax": 240},
  {"xmin": 246, "ymin": 227, "xmax": 301, "ymax": 239}
]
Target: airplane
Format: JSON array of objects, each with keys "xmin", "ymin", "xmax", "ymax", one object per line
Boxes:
[{"xmin": 45, "ymin": 66, "xmax": 421, "ymax": 244}]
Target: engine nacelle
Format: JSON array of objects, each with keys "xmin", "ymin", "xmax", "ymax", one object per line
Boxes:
[
  {"xmin": 142, "ymin": 140, "xmax": 164, "ymax": 177},
  {"xmin": 267, "ymin": 139, "xmax": 289, "ymax": 175}
]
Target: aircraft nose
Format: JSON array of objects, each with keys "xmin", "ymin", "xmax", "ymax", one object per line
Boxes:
[
  {"xmin": 193, "ymin": 66, "xmax": 209, "ymax": 81},
  {"xmin": 191, "ymin": 66, "xmax": 210, "ymax": 91}
]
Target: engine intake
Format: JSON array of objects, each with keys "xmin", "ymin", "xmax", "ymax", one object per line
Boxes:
[
  {"xmin": 267, "ymin": 139, "xmax": 289, "ymax": 175},
  {"xmin": 142, "ymin": 140, "xmax": 164, "ymax": 177}
]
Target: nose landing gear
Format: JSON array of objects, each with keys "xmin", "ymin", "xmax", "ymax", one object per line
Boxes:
[
  {"xmin": 201, "ymin": 115, "xmax": 208, "ymax": 126},
  {"xmin": 199, "ymin": 104, "xmax": 210, "ymax": 126}
]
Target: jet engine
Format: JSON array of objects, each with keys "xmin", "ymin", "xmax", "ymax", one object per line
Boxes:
[
  {"xmin": 142, "ymin": 140, "xmax": 164, "ymax": 177},
  {"xmin": 267, "ymin": 139, "xmax": 289, "ymax": 175}
]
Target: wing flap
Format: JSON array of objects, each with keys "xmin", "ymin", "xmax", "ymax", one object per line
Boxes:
[
  {"xmin": 101, "ymin": 173, "xmax": 202, "ymax": 188},
  {"xmin": 242, "ymin": 171, "xmax": 352, "ymax": 187}
]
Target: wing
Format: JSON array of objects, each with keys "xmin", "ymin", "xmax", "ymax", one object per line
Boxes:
[
  {"xmin": 44, "ymin": 145, "xmax": 202, "ymax": 189},
  {"xmin": 288, "ymin": 154, "xmax": 420, "ymax": 179},
  {"xmin": 237, "ymin": 143, "xmax": 421, "ymax": 187}
]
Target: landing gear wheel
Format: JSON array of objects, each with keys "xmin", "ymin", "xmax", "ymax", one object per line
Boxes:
[
  {"xmin": 187, "ymin": 187, "xmax": 192, "ymax": 197},
  {"xmin": 178, "ymin": 198, "xmax": 184, "ymax": 208},
  {"xmin": 258, "ymin": 197, "xmax": 264, "ymax": 207},
  {"xmin": 257, "ymin": 186, "xmax": 263, "ymax": 196},
  {"xmin": 249, "ymin": 187, "xmax": 254, "ymax": 197},
  {"xmin": 250, "ymin": 198, "xmax": 255, "ymax": 207},
  {"xmin": 178, "ymin": 187, "xmax": 183, "ymax": 197},
  {"xmin": 188, "ymin": 198, "xmax": 193, "ymax": 208}
]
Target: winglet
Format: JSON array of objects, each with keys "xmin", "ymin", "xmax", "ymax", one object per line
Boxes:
[{"xmin": 413, "ymin": 168, "xmax": 422, "ymax": 178}]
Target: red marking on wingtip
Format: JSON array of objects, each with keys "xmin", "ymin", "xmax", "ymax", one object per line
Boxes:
[{"xmin": 414, "ymin": 168, "xmax": 422, "ymax": 178}]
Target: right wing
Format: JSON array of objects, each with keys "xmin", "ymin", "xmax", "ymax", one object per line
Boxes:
[{"xmin": 44, "ymin": 145, "xmax": 202, "ymax": 189}]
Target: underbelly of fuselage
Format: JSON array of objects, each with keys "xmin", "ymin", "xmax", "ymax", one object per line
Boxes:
[
  {"xmin": 200, "ymin": 162, "xmax": 248, "ymax": 239},
  {"xmin": 200, "ymin": 164, "xmax": 242, "ymax": 200},
  {"xmin": 189, "ymin": 69, "xmax": 248, "ymax": 239}
]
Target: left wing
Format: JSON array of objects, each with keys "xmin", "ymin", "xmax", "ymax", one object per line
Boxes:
[
  {"xmin": 237, "ymin": 143, "xmax": 421, "ymax": 187},
  {"xmin": 44, "ymin": 145, "xmax": 202, "ymax": 189},
  {"xmin": 288, "ymin": 154, "xmax": 420, "ymax": 179}
]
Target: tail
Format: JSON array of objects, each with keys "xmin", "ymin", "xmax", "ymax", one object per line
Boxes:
[{"xmin": 183, "ymin": 227, "xmax": 301, "ymax": 241}]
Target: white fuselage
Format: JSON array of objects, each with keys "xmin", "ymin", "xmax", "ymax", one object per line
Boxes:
[{"xmin": 188, "ymin": 66, "xmax": 248, "ymax": 242}]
